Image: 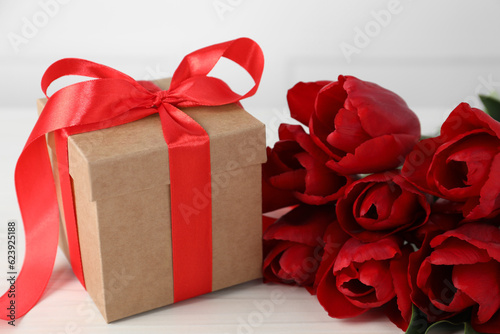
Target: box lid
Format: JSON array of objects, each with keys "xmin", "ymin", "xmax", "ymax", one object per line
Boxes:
[{"xmin": 39, "ymin": 78, "xmax": 266, "ymax": 201}]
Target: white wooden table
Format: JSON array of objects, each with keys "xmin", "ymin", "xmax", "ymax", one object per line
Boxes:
[{"xmin": 0, "ymin": 107, "xmax": 451, "ymax": 334}]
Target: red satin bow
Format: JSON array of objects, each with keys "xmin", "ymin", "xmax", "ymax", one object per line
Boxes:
[{"xmin": 0, "ymin": 38, "xmax": 264, "ymax": 320}]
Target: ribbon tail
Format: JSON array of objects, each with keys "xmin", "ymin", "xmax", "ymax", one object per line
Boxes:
[
  {"xmin": 0, "ymin": 137, "xmax": 59, "ymax": 320},
  {"xmin": 55, "ymin": 130, "xmax": 85, "ymax": 287},
  {"xmin": 0, "ymin": 80, "xmax": 156, "ymax": 321}
]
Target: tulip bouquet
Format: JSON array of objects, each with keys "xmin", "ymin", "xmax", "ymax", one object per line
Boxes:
[{"xmin": 262, "ymin": 75, "xmax": 500, "ymax": 334}]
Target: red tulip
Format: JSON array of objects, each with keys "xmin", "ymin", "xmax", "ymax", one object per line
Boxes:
[
  {"xmin": 409, "ymin": 223, "xmax": 500, "ymax": 333},
  {"xmin": 262, "ymin": 124, "xmax": 353, "ymax": 213},
  {"xmin": 287, "ymin": 75, "xmax": 420, "ymax": 174},
  {"xmin": 336, "ymin": 171, "xmax": 430, "ymax": 242},
  {"xmin": 403, "ymin": 103, "xmax": 500, "ymax": 220},
  {"xmin": 315, "ymin": 223, "xmax": 413, "ymax": 330},
  {"xmin": 263, "ymin": 204, "xmax": 335, "ymax": 289}
]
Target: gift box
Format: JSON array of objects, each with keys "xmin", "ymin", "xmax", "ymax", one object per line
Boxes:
[{"xmin": 37, "ymin": 77, "xmax": 266, "ymax": 322}]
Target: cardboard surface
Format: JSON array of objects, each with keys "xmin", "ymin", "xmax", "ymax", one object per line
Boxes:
[{"xmin": 37, "ymin": 78, "xmax": 266, "ymax": 322}]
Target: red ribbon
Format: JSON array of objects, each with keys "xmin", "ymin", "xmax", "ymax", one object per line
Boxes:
[{"xmin": 0, "ymin": 38, "xmax": 264, "ymax": 319}]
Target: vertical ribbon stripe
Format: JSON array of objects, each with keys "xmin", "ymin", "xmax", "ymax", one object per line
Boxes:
[{"xmin": 158, "ymin": 103, "xmax": 213, "ymax": 302}]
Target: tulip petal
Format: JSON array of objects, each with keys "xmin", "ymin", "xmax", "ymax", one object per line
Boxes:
[
  {"xmin": 415, "ymin": 257, "xmax": 432, "ymax": 296},
  {"xmin": 295, "ymin": 152, "xmax": 349, "ymax": 198},
  {"xmin": 263, "ymin": 241, "xmax": 295, "ymax": 283},
  {"xmin": 313, "ymin": 221, "xmax": 350, "ymax": 290},
  {"xmin": 429, "ymin": 238, "xmax": 491, "ymax": 265},
  {"xmin": 342, "ymin": 75, "xmax": 420, "ymax": 139},
  {"xmin": 390, "ymin": 245, "xmax": 413, "ymax": 329},
  {"xmin": 386, "ymin": 192, "xmax": 420, "ymax": 226},
  {"xmin": 326, "ymin": 108, "xmax": 371, "ymax": 154},
  {"xmin": 430, "ymin": 132, "xmax": 498, "ymax": 200},
  {"xmin": 440, "ymin": 103, "xmax": 500, "ymax": 140},
  {"xmin": 347, "ymin": 260, "xmax": 395, "ymax": 308},
  {"xmin": 472, "ymin": 309, "xmax": 500, "ymax": 334},
  {"xmin": 336, "ymin": 265, "xmax": 365, "ymax": 298},
  {"xmin": 417, "ymin": 259, "xmax": 475, "ymax": 313},
  {"xmin": 263, "ymin": 241, "xmax": 292, "ymax": 268},
  {"xmin": 402, "ymin": 137, "xmax": 442, "ymax": 196},
  {"xmin": 310, "ymin": 110, "xmax": 346, "ymax": 159},
  {"xmin": 356, "ymin": 183, "xmax": 399, "ymax": 224},
  {"xmin": 316, "ymin": 268, "xmax": 367, "ymax": 318},
  {"xmin": 262, "ymin": 215, "xmax": 278, "ymax": 234},
  {"xmin": 392, "ymin": 175, "xmax": 431, "ymax": 230},
  {"xmin": 446, "ymin": 138, "xmax": 497, "ymax": 187},
  {"xmin": 453, "ymin": 261, "xmax": 500, "ymax": 324},
  {"xmin": 336, "ymin": 181, "xmax": 368, "ymax": 236},
  {"xmin": 337, "ymin": 171, "xmax": 428, "ymax": 242},
  {"xmin": 262, "ymin": 176, "xmax": 300, "ymax": 213},
  {"xmin": 334, "ymin": 237, "xmax": 401, "ymax": 273},
  {"xmin": 467, "ymin": 153, "xmax": 500, "ymax": 220},
  {"xmin": 294, "ymin": 191, "xmax": 344, "ymax": 206},
  {"xmin": 278, "ymin": 123, "xmax": 331, "ymax": 162},
  {"xmin": 263, "ymin": 204, "xmax": 334, "ymax": 246},
  {"xmin": 315, "ymin": 79, "xmax": 347, "ymax": 126},
  {"xmin": 267, "ymin": 141, "xmax": 303, "ymax": 171},
  {"xmin": 462, "ymin": 196, "xmax": 481, "ymax": 220},
  {"xmin": 287, "ymin": 81, "xmax": 332, "ymax": 126},
  {"xmin": 385, "ymin": 298, "xmax": 409, "ymax": 331},
  {"xmin": 269, "ymin": 169, "xmax": 306, "ymax": 191},
  {"xmin": 327, "ymin": 133, "xmax": 419, "ymax": 174},
  {"xmin": 279, "ymin": 244, "xmax": 318, "ymax": 285},
  {"xmin": 431, "ymin": 223, "xmax": 500, "ymax": 262},
  {"xmin": 409, "ymin": 234, "xmax": 454, "ymax": 322}
]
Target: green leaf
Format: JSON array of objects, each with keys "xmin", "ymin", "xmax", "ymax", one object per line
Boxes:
[
  {"xmin": 425, "ymin": 320, "xmax": 461, "ymax": 333},
  {"xmin": 405, "ymin": 305, "xmax": 429, "ymax": 334},
  {"xmin": 464, "ymin": 322, "xmax": 481, "ymax": 334},
  {"xmin": 479, "ymin": 94, "xmax": 500, "ymax": 122},
  {"xmin": 424, "ymin": 320, "xmax": 483, "ymax": 334},
  {"xmin": 403, "ymin": 306, "xmax": 485, "ymax": 334}
]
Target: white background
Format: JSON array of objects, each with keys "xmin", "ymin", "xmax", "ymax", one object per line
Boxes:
[
  {"xmin": 1, "ymin": 0, "xmax": 499, "ymax": 333},
  {"xmin": 1, "ymin": 0, "xmax": 500, "ymax": 111}
]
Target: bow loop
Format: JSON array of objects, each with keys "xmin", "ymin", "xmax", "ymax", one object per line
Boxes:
[
  {"xmin": 42, "ymin": 58, "xmax": 140, "ymax": 98},
  {"xmin": 169, "ymin": 37, "xmax": 264, "ymax": 106}
]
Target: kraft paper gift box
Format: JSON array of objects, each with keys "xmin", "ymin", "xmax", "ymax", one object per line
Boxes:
[{"xmin": 37, "ymin": 78, "xmax": 266, "ymax": 323}]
